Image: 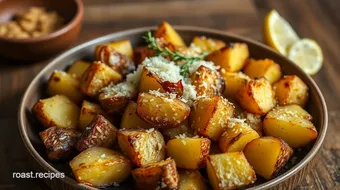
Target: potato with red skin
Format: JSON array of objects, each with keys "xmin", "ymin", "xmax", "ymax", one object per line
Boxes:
[{"xmin": 39, "ymin": 126, "xmax": 81, "ymax": 160}]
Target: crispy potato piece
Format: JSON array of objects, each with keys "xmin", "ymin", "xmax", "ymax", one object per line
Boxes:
[
  {"xmin": 206, "ymin": 43, "xmax": 249, "ymax": 72},
  {"xmin": 190, "ymin": 65, "xmax": 225, "ymax": 96},
  {"xmin": 47, "ymin": 71, "xmax": 83, "ymax": 104},
  {"xmin": 154, "ymin": 21, "xmax": 186, "ymax": 47},
  {"xmin": 206, "ymin": 152, "xmax": 256, "ymax": 190},
  {"xmin": 78, "ymin": 100, "xmax": 109, "ymax": 132},
  {"xmin": 161, "ymin": 119, "xmax": 193, "ymax": 140},
  {"xmin": 120, "ymin": 101, "xmax": 151, "ymax": 129},
  {"xmin": 39, "ymin": 126, "xmax": 80, "ymax": 160},
  {"xmin": 67, "ymin": 60, "xmax": 91, "ymax": 78},
  {"xmin": 244, "ymin": 137, "xmax": 293, "ymax": 180},
  {"xmin": 237, "ymin": 77, "xmax": 276, "ymax": 115},
  {"xmin": 220, "ymin": 70, "xmax": 251, "ymax": 99},
  {"xmin": 191, "ymin": 36, "xmax": 226, "ymax": 53},
  {"xmin": 95, "ymin": 39, "xmax": 133, "ymax": 58},
  {"xmin": 137, "ymin": 92, "xmax": 190, "ymax": 128},
  {"xmin": 263, "ymin": 105, "xmax": 317, "ymax": 148},
  {"xmin": 133, "ymin": 46, "xmax": 155, "ymax": 65},
  {"xmin": 76, "ymin": 115, "xmax": 118, "ymax": 152},
  {"xmin": 190, "ymin": 96, "xmax": 234, "ymax": 141},
  {"xmin": 32, "ymin": 95, "xmax": 79, "ymax": 129},
  {"xmin": 70, "ymin": 147, "xmax": 131, "ymax": 187},
  {"xmin": 80, "ymin": 61, "xmax": 122, "ymax": 97},
  {"xmin": 178, "ymin": 170, "xmax": 207, "ymax": 190},
  {"xmin": 273, "ymin": 75, "xmax": 309, "ymax": 107},
  {"xmin": 238, "ymin": 112, "xmax": 263, "ymax": 136},
  {"xmin": 244, "ymin": 59, "xmax": 282, "ymax": 84},
  {"xmin": 219, "ymin": 119, "xmax": 259, "ymax": 152},
  {"xmin": 167, "ymin": 137, "xmax": 210, "ymax": 169},
  {"xmin": 117, "ymin": 129, "xmax": 165, "ymax": 167}
]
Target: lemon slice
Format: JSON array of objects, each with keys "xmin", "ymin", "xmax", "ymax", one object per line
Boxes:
[
  {"xmin": 264, "ymin": 10, "xmax": 300, "ymax": 55},
  {"xmin": 288, "ymin": 38, "xmax": 323, "ymax": 75}
]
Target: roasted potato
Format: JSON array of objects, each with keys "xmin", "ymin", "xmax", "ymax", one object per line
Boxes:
[
  {"xmin": 136, "ymin": 92, "xmax": 190, "ymax": 128},
  {"xmin": 244, "ymin": 137, "xmax": 293, "ymax": 180},
  {"xmin": 191, "ymin": 36, "xmax": 226, "ymax": 53},
  {"xmin": 244, "ymin": 59, "xmax": 282, "ymax": 84},
  {"xmin": 95, "ymin": 39, "xmax": 133, "ymax": 59},
  {"xmin": 117, "ymin": 129, "xmax": 165, "ymax": 167},
  {"xmin": 67, "ymin": 60, "xmax": 91, "ymax": 78},
  {"xmin": 206, "ymin": 43, "xmax": 249, "ymax": 72},
  {"xmin": 178, "ymin": 170, "xmax": 207, "ymax": 190},
  {"xmin": 190, "ymin": 96, "xmax": 234, "ymax": 141},
  {"xmin": 70, "ymin": 147, "xmax": 131, "ymax": 188},
  {"xmin": 220, "ymin": 70, "xmax": 250, "ymax": 99},
  {"xmin": 154, "ymin": 21, "xmax": 186, "ymax": 47},
  {"xmin": 47, "ymin": 71, "xmax": 83, "ymax": 104},
  {"xmin": 206, "ymin": 152, "xmax": 256, "ymax": 190},
  {"xmin": 237, "ymin": 77, "xmax": 276, "ymax": 115},
  {"xmin": 76, "ymin": 115, "xmax": 118, "ymax": 152},
  {"xmin": 32, "ymin": 95, "xmax": 80, "ymax": 129},
  {"xmin": 219, "ymin": 119, "xmax": 259, "ymax": 152},
  {"xmin": 39, "ymin": 126, "xmax": 80, "ymax": 160},
  {"xmin": 120, "ymin": 101, "xmax": 151, "ymax": 129},
  {"xmin": 190, "ymin": 65, "xmax": 225, "ymax": 96},
  {"xmin": 132, "ymin": 158, "xmax": 179, "ymax": 190},
  {"xmin": 78, "ymin": 100, "xmax": 109, "ymax": 132},
  {"xmin": 263, "ymin": 105, "xmax": 317, "ymax": 148},
  {"xmin": 133, "ymin": 46, "xmax": 155, "ymax": 65},
  {"xmin": 160, "ymin": 119, "xmax": 193, "ymax": 140},
  {"xmin": 238, "ymin": 112, "xmax": 263, "ymax": 136},
  {"xmin": 167, "ymin": 137, "xmax": 210, "ymax": 169},
  {"xmin": 80, "ymin": 61, "xmax": 122, "ymax": 97},
  {"xmin": 273, "ymin": 75, "xmax": 309, "ymax": 107}
]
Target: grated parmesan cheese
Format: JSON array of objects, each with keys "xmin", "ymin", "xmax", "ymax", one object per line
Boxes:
[{"xmin": 101, "ymin": 82, "xmax": 135, "ymax": 98}]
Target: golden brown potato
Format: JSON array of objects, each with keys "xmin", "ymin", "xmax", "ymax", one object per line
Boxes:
[
  {"xmin": 78, "ymin": 100, "xmax": 109, "ymax": 132},
  {"xmin": 263, "ymin": 105, "xmax": 317, "ymax": 148},
  {"xmin": 191, "ymin": 36, "xmax": 226, "ymax": 53},
  {"xmin": 238, "ymin": 112, "xmax": 263, "ymax": 136},
  {"xmin": 120, "ymin": 101, "xmax": 151, "ymax": 129},
  {"xmin": 219, "ymin": 119, "xmax": 259, "ymax": 152},
  {"xmin": 67, "ymin": 60, "xmax": 91, "ymax": 79},
  {"xmin": 167, "ymin": 137, "xmax": 210, "ymax": 169},
  {"xmin": 160, "ymin": 119, "xmax": 194, "ymax": 140},
  {"xmin": 244, "ymin": 59, "xmax": 282, "ymax": 84},
  {"xmin": 47, "ymin": 71, "xmax": 83, "ymax": 104},
  {"xmin": 190, "ymin": 96, "xmax": 234, "ymax": 141},
  {"xmin": 178, "ymin": 170, "xmax": 207, "ymax": 190},
  {"xmin": 32, "ymin": 95, "xmax": 79, "ymax": 129},
  {"xmin": 80, "ymin": 61, "xmax": 122, "ymax": 97},
  {"xmin": 132, "ymin": 158, "xmax": 179, "ymax": 190},
  {"xmin": 190, "ymin": 65, "xmax": 225, "ymax": 96},
  {"xmin": 95, "ymin": 39, "xmax": 133, "ymax": 58},
  {"xmin": 136, "ymin": 92, "xmax": 190, "ymax": 128},
  {"xmin": 117, "ymin": 129, "xmax": 165, "ymax": 167},
  {"xmin": 206, "ymin": 43, "xmax": 249, "ymax": 72},
  {"xmin": 206, "ymin": 152, "xmax": 256, "ymax": 190},
  {"xmin": 273, "ymin": 75, "xmax": 309, "ymax": 107},
  {"xmin": 244, "ymin": 137, "xmax": 293, "ymax": 180},
  {"xmin": 133, "ymin": 46, "xmax": 155, "ymax": 65},
  {"xmin": 220, "ymin": 70, "xmax": 251, "ymax": 99},
  {"xmin": 154, "ymin": 21, "xmax": 186, "ymax": 47},
  {"xmin": 237, "ymin": 77, "xmax": 276, "ymax": 115},
  {"xmin": 70, "ymin": 147, "xmax": 131, "ymax": 188}
]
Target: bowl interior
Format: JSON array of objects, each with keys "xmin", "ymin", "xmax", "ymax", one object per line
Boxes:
[{"xmin": 19, "ymin": 26, "xmax": 327, "ymax": 190}]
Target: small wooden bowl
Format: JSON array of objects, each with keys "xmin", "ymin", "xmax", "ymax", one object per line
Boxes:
[
  {"xmin": 18, "ymin": 26, "xmax": 328, "ymax": 190},
  {"xmin": 0, "ymin": 0, "xmax": 84, "ymax": 61}
]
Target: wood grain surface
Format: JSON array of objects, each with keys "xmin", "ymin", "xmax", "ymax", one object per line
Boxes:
[{"xmin": 0, "ymin": 0, "xmax": 339, "ymax": 189}]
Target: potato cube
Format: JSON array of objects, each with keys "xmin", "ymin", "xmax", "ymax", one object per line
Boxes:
[
  {"xmin": 178, "ymin": 170, "xmax": 207, "ymax": 190},
  {"xmin": 95, "ymin": 39, "xmax": 133, "ymax": 58},
  {"xmin": 263, "ymin": 105, "xmax": 317, "ymax": 148},
  {"xmin": 76, "ymin": 115, "xmax": 118, "ymax": 152},
  {"xmin": 206, "ymin": 152, "xmax": 256, "ymax": 190},
  {"xmin": 132, "ymin": 159, "xmax": 179, "ymax": 190},
  {"xmin": 191, "ymin": 65, "xmax": 225, "ymax": 96},
  {"xmin": 206, "ymin": 43, "xmax": 249, "ymax": 72},
  {"xmin": 117, "ymin": 129, "xmax": 165, "ymax": 167},
  {"xmin": 78, "ymin": 100, "xmax": 109, "ymax": 132},
  {"xmin": 167, "ymin": 137, "xmax": 210, "ymax": 169},
  {"xmin": 237, "ymin": 77, "xmax": 276, "ymax": 115},
  {"xmin": 133, "ymin": 46, "xmax": 155, "ymax": 65},
  {"xmin": 39, "ymin": 126, "xmax": 80, "ymax": 160},
  {"xmin": 161, "ymin": 119, "xmax": 193, "ymax": 140},
  {"xmin": 67, "ymin": 60, "xmax": 90, "ymax": 78},
  {"xmin": 244, "ymin": 59, "xmax": 282, "ymax": 84},
  {"xmin": 220, "ymin": 70, "xmax": 250, "ymax": 99},
  {"xmin": 273, "ymin": 75, "xmax": 309, "ymax": 107},
  {"xmin": 137, "ymin": 92, "xmax": 190, "ymax": 128},
  {"xmin": 80, "ymin": 61, "xmax": 122, "ymax": 97},
  {"xmin": 70, "ymin": 147, "xmax": 131, "ymax": 187},
  {"xmin": 47, "ymin": 71, "xmax": 83, "ymax": 104},
  {"xmin": 191, "ymin": 36, "xmax": 226, "ymax": 53},
  {"xmin": 244, "ymin": 137, "xmax": 293, "ymax": 180},
  {"xmin": 154, "ymin": 21, "xmax": 186, "ymax": 47},
  {"xmin": 32, "ymin": 95, "xmax": 80, "ymax": 129},
  {"xmin": 219, "ymin": 119, "xmax": 259, "ymax": 152},
  {"xmin": 121, "ymin": 101, "xmax": 151, "ymax": 129},
  {"xmin": 190, "ymin": 96, "xmax": 234, "ymax": 141},
  {"xmin": 238, "ymin": 112, "xmax": 263, "ymax": 136}
]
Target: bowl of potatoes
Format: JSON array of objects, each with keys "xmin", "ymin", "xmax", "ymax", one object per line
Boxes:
[{"xmin": 18, "ymin": 22, "xmax": 327, "ymax": 190}]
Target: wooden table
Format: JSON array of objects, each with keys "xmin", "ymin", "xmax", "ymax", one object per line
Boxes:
[{"xmin": 0, "ymin": 0, "xmax": 339, "ymax": 189}]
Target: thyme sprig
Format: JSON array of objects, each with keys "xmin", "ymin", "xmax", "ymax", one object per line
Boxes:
[{"xmin": 143, "ymin": 31, "xmax": 208, "ymax": 76}]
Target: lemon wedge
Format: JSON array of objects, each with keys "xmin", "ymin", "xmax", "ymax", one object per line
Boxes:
[
  {"xmin": 264, "ymin": 10, "xmax": 300, "ymax": 55},
  {"xmin": 288, "ymin": 38, "xmax": 323, "ymax": 75}
]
